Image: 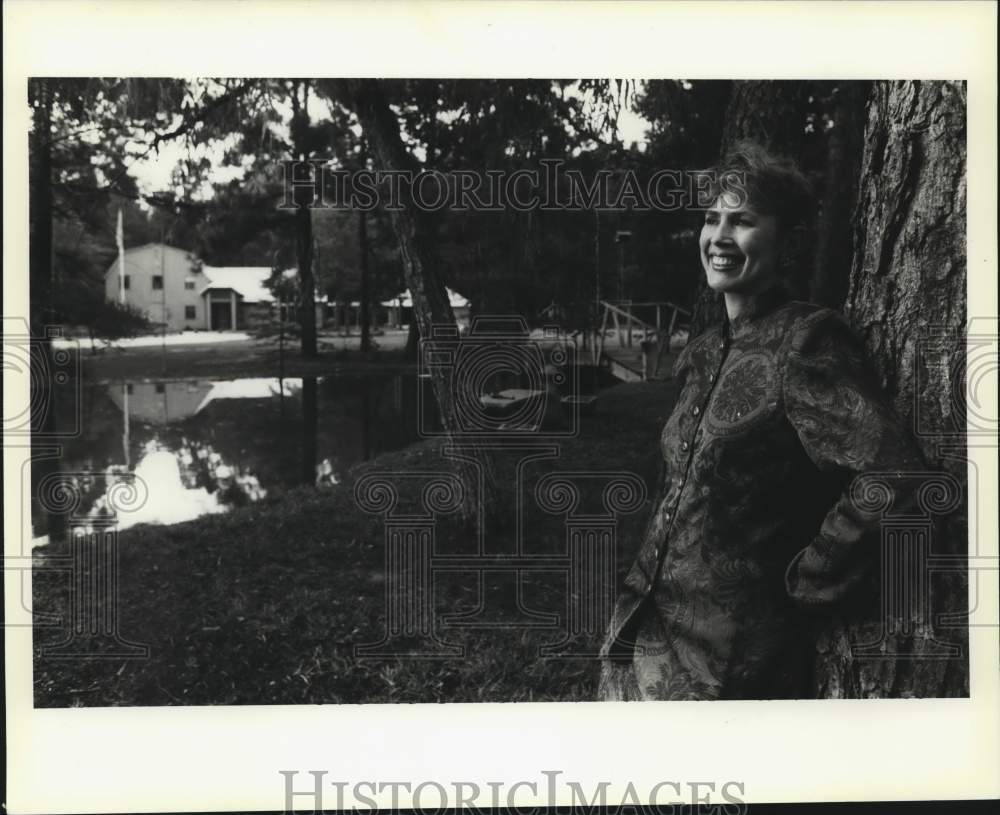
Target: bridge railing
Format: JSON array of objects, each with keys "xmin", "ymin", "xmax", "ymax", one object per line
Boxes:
[{"xmin": 593, "ymin": 300, "xmax": 691, "ymax": 379}]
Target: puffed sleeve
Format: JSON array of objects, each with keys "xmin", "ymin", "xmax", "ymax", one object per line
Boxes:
[{"xmin": 782, "ymin": 309, "xmax": 926, "ymax": 608}]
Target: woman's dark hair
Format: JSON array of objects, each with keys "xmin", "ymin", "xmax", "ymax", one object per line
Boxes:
[{"xmin": 706, "ymin": 141, "xmax": 815, "ymax": 234}]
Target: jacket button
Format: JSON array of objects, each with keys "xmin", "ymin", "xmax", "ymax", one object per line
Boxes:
[
  {"xmin": 663, "ymin": 512, "xmax": 671, "ymax": 522},
  {"xmin": 709, "ymin": 373, "xmax": 716, "ymax": 383},
  {"xmin": 692, "ymin": 406, "xmax": 700, "ymax": 416},
  {"xmin": 681, "ymin": 441, "xmax": 690, "ymax": 451}
]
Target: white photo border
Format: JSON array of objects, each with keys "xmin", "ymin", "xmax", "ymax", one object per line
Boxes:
[{"xmin": 4, "ymin": 1, "xmax": 998, "ymax": 811}]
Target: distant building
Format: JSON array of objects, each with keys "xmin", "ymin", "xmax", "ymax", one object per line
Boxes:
[
  {"xmin": 197, "ymin": 265, "xmax": 278, "ymax": 332},
  {"xmin": 104, "ymin": 243, "xmax": 326, "ymax": 332},
  {"xmin": 105, "ymin": 244, "xmax": 203, "ymax": 332},
  {"xmin": 381, "ymin": 287, "xmax": 471, "ymax": 331}
]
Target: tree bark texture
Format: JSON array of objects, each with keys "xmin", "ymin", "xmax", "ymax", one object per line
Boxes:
[
  {"xmin": 815, "ymin": 80, "xmax": 969, "ymax": 698},
  {"xmin": 688, "ymin": 81, "xmax": 812, "ymax": 337}
]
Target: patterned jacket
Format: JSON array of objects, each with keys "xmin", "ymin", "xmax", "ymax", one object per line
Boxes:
[{"xmin": 599, "ymin": 286, "xmax": 926, "ymax": 700}]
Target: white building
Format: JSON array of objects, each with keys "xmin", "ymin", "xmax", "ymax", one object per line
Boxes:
[{"xmin": 104, "ymin": 243, "xmax": 325, "ymax": 332}]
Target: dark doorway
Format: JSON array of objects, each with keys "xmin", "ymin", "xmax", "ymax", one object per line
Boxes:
[{"xmin": 210, "ymin": 301, "xmax": 232, "ymax": 330}]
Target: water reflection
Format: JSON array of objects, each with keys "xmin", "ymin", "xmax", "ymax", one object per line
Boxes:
[
  {"xmin": 33, "ymin": 372, "xmax": 434, "ymax": 543},
  {"xmin": 109, "ymin": 447, "xmax": 226, "ymax": 529},
  {"xmin": 107, "ymin": 378, "xmax": 304, "ymax": 425}
]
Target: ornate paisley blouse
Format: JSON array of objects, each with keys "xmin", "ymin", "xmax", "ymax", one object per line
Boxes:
[{"xmin": 599, "ymin": 286, "xmax": 925, "ymax": 700}]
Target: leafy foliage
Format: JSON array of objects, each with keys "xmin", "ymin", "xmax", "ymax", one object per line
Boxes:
[
  {"xmin": 30, "ymin": 78, "xmax": 263, "ymax": 335},
  {"xmin": 56, "ymin": 278, "xmax": 151, "ymax": 344},
  {"xmin": 32, "ymin": 78, "xmax": 863, "ymax": 339}
]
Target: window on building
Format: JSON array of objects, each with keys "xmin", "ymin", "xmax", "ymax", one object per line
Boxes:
[
  {"xmin": 126, "ymin": 384, "xmax": 134, "ymax": 394},
  {"xmin": 184, "ymin": 279, "xmax": 196, "ymax": 290},
  {"xmin": 155, "ymin": 383, "xmax": 165, "ymax": 394},
  {"xmin": 123, "ymin": 275, "xmax": 131, "ymax": 290},
  {"xmin": 185, "ymin": 306, "xmax": 197, "ymax": 320},
  {"xmin": 152, "ymin": 275, "xmax": 163, "ymax": 290}
]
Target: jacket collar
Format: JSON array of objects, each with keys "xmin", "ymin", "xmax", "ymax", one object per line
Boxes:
[{"xmin": 724, "ymin": 284, "xmax": 791, "ymax": 341}]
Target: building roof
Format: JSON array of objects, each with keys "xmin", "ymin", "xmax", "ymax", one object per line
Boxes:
[
  {"xmin": 104, "ymin": 243, "xmax": 195, "ymax": 276},
  {"xmin": 123, "ymin": 242, "xmax": 192, "ymax": 255},
  {"xmin": 199, "ymin": 267, "xmax": 328, "ymax": 304},
  {"xmin": 104, "ymin": 243, "xmax": 327, "ymax": 302},
  {"xmin": 199, "ymin": 266, "xmax": 274, "ymax": 303}
]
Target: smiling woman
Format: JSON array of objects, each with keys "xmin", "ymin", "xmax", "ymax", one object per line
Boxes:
[
  {"xmin": 598, "ymin": 142, "xmax": 927, "ymax": 701},
  {"xmin": 700, "ymin": 144, "xmax": 813, "ymax": 312}
]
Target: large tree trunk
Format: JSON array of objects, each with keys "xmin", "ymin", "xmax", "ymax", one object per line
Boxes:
[
  {"xmin": 810, "ymin": 81, "xmax": 870, "ymax": 309},
  {"xmin": 291, "ymin": 81, "xmax": 318, "ymax": 358},
  {"xmin": 688, "ymin": 81, "xmax": 811, "ymax": 336},
  {"xmin": 358, "ymin": 208, "xmax": 371, "ymax": 353},
  {"xmin": 29, "ymin": 79, "xmax": 67, "ymax": 544},
  {"xmin": 404, "ymin": 320, "xmax": 420, "ymax": 360},
  {"xmin": 335, "ymin": 79, "xmax": 497, "ymax": 525},
  {"xmin": 718, "ymin": 80, "xmax": 813, "ymax": 154},
  {"xmin": 295, "ymin": 203, "xmax": 317, "ymax": 357},
  {"xmin": 814, "ymin": 80, "xmax": 968, "ymax": 697},
  {"xmin": 29, "ymin": 79, "xmax": 54, "ymax": 339}
]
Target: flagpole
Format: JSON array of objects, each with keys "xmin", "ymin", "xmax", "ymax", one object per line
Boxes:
[{"xmin": 116, "ymin": 207, "xmax": 126, "ymax": 304}]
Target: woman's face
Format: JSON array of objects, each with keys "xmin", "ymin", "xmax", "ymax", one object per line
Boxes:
[{"xmin": 699, "ymin": 196, "xmax": 782, "ymax": 297}]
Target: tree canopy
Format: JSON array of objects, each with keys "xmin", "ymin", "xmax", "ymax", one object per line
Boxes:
[{"xmin": 32, "ymin": 77, "xmax": 873, "ymax": 340}]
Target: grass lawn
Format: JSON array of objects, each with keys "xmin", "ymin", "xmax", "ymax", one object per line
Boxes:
[{"xmin": 32, "ymin": 379, "xmax": 679, "ymax": 706}]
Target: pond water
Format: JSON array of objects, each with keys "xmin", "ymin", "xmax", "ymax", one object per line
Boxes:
[
  {"xmin": 30, "ymin": 362, "xmax": 613, "ymax": 544},
  {"xmin": 30, "ymin": 371, "xmax": 438, "ymax": 543}
]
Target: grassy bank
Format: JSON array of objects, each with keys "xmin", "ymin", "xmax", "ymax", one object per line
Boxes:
[{"xmin": 32, "ymin": 380, "xmax": 679, "ymax": 706}]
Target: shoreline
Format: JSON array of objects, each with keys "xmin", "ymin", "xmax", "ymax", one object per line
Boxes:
[{"xmin": 72, "ymin": 336, "xmax": 417, "ymax": 383}]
